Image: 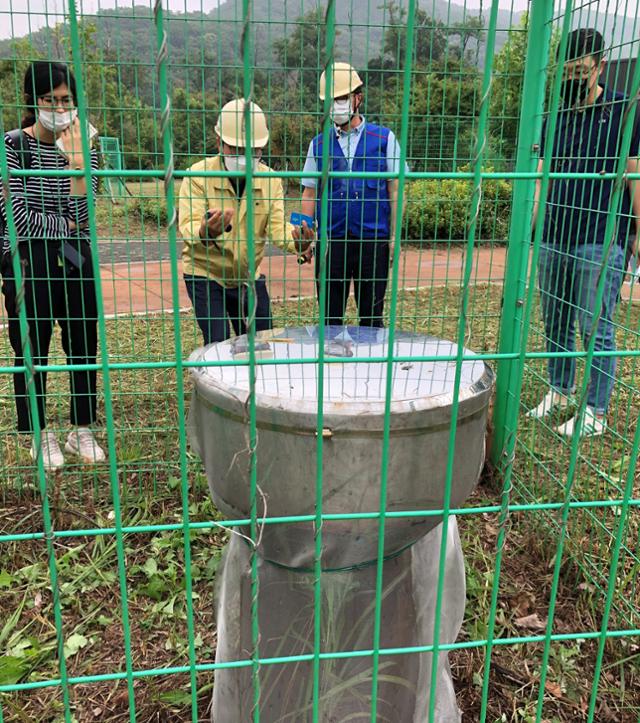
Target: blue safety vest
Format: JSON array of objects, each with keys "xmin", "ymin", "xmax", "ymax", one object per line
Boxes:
[{"xmin": 312, "ymin": 123, "xmax": 391, "ymax": 239}]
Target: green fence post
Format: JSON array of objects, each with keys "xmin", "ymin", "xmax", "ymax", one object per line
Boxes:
[
  {"xmin": 489, "ymin": 0, "xmax": 554, "ymax": 465},
  {"xmin": 311, "ymin": 4, "xmax": 337, "ymax": 717},
  {"xmin": 66, "ymin": 2, "xmax": 139, "ymax": 718},
  {"xmin": 152, "ymin": 0, "xmax": 199, "ymax": 719}
]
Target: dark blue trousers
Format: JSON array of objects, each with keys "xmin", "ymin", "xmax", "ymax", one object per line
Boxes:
[{"xmin": 184, "ymin": 274, "xmax": 272, "ymax": 345}]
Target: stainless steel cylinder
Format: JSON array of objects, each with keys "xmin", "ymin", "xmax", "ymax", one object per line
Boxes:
[{"xmin": 188, "ymin": 327, "xmax": 493, "ymax": 569}]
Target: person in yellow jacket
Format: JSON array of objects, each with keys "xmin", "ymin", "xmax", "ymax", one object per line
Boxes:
[{"xmin": 179, "ymin": 98, "xmax": 313, "ymax": 344}]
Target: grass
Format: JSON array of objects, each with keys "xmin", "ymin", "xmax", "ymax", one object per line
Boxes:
[{"xmin": 0, "ymin": 286, "xmax": 639, "ymax": 721}]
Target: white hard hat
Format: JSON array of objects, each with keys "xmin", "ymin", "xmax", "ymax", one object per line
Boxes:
[
  {"xmin": 214, "ymin": 98, "xmax": 269, "ymax": 148},
  {"xmin": 319, "ymin": 62, "xmax": 363, "ymax": 100}
]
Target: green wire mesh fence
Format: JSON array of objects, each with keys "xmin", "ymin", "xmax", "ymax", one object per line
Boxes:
[{"xmin": 0, "ymin": 0, "xmax": 639, "ymax": 720}]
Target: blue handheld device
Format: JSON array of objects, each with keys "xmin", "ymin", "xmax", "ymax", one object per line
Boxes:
[{"xmin": 290, "ymin": 212, "xmax": 315, "ymax": 228}]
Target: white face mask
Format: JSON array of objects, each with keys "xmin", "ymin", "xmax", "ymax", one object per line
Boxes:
[
  {"xmin": 223, "ymin": 154, "xmax": 260, "ymax": 173},
  {"xmin": 331, "ymin": 98, "xmax": 353, "ymax": 126},
  {"xmin": 38, "ymin": 108, "xmax": 77, "ymax": 133}
]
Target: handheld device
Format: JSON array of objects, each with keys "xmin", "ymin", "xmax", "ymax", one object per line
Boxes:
[
  {"xmin": 290, "ymin": 212, "xmax": 315, "ymax": 228},
  {"xmin": 290, "ymin": 212, "xmax": 315, "ymax": 264},
  {"xmin": 59, "ymin": 241, "xmax": 85, "ymax": 274}
]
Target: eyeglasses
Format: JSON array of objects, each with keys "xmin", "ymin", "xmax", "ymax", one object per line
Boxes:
[{"xmin": 38, "ymin": 95, "xmax": 75, "ymax": 109}]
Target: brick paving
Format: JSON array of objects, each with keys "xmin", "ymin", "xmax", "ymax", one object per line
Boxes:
[
  {"xmin": 2, "ymin": 244, "xmax": 638, "ymax": 322},
  {"xmin": 98, "ymin": 245, "xmax": 509, "ymax": 316}
]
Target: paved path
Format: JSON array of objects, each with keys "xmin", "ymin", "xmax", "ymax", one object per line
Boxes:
[
  {"xmin": 2, "ymin": 244, "xmax": 638, "ymax": 321},
  {"xmin": 97, "ymin": 245, "xmax": 509, "ymax": 316}
]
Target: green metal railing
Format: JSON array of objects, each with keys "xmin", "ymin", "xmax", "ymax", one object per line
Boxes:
[{"xmin": 1, "ymin": 0, "xmax": 639, "ymax": 720}]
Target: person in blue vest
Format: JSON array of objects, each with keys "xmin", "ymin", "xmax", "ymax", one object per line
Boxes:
[
  {"xmin": 528, "ymin": 29, "xmax": 640, "ymax": 437},
  {"xmin": 299, "ymin": 62, "xmax": 407, "ymax": 328}
]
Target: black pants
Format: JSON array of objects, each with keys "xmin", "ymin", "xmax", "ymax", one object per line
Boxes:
[
  {"xmin": 1, "ymin": 241, "xmax": 98, "ymax": 433},
  {"xmin": 184, "ymin": 274, "xmax": 272, "ymax": 345},
  {"xmin": 315, "ymin": 237, "xmax": 390, "ymax": 327}
]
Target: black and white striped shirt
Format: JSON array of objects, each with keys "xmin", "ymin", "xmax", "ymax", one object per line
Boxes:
[{"xmin": 1, "ymin": 131, "xmax": 99, "ymax": 254}]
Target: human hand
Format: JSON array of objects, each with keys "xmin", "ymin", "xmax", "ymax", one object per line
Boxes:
[
  {"xmin": 68, "ymin": 219, "xmax": 89, "ymax": 232},
  {"xmin": 58, "ymin": 117, "xmax": 85, "ymax": 170},
  {"xmin": 291, "ymin": 220, "xmax": 315, "ymax": 253},
  {"xmin": 201, "ymin": 208, "xmax": 234, "ymax": 242}
]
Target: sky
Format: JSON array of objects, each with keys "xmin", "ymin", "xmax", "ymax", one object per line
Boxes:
[{"xmin": 1, "ymin": 0, "xmax": 534, "ymax": 41}]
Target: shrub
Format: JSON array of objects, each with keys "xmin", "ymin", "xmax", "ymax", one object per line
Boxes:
[
  {"xmin": 405, "ymin": 169, "xmax": 511, "ymax": 243},
  {"xmin": 128, "ymin": 197, "xmax": 168, "ymax": 225}
]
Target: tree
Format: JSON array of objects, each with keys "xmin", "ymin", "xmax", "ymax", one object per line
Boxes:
[
  {"xmin": 489, "ymin": 13, "xmax": 529, "ymax": 158},
  {"xmin": 450, "ymin": 16, "xmax": 485, "ymax": 63},
  {"xmin": 0, "ymin": 38, "xmax": 43, "ymax": 131},
  {"xmin": 370, "ymin": 1, "xmax": 447, "ymax": 71},
  {"xmin": 273, "ymin": 8, "xmax": 336, "ymax": 101},
  {"xmin": 490, "ymin": 14, "xmax": 559, "ymax": 160}
]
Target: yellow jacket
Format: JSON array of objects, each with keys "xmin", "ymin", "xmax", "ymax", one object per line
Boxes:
[{"xmin": 178, "ymin": 155, "xmax": 298, "ymax": 287}]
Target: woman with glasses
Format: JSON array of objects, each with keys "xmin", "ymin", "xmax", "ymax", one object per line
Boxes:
[{"xmin": 1, "ymin": 60, "xmax": 104, "ymax": 470}]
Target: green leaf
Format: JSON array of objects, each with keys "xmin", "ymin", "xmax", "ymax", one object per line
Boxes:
[
  {"xmin": 161, "ymin": 596, "xmax": 176, "ymax": 616},
  {"xmin": 0, "ymin": 593, "xmax": 27, "ymax": 647},
  {"xmin": 0, "ymin": 655, "xmax": 27, "ymax": 685},
  {"xmin": 7, "ymin": 638, "xmax": 34, "ymax": 659},
  {"xmin": 167, "ymin": 476, "xmax": 181, "ymax": 490},
  {"xmin": 156, "ymin": 689, "xmax": 192, "ymax": 706},
  {"xmin": 205, "ymin": 556, "xmax": 220, "ymax": 579},
  {"xmin": 16, "ymin": 563, "xmax": 45, "ymax": 583},
  {"xmin": 139, "ymin": 576, "xmax": 170, "ymax": 600},
  {"xmin": 610, "ymin": 455, "xmax": 629, "ymax": 474},
  {"xmin": 143, "ymin": 558, "xmax": 158, "ymax": 578},
  {"xmin": 153, "ymin": 595, "xmax": 177, "ymax": 616},
  {"xmin": 0, "ymin": 570, "xmax": 14, "ymax": 588},
  {"xmin": 190, "ymin": 564, "xmax": 201, "ymax": 580},
  {"xmin": 64, "ymin": 633, "xmax": 89, "ymax": 659}
]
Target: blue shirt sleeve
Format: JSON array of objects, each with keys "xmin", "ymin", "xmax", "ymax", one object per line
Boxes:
[
  {"xmin": 386, "ymin": 129, "xmax": 410, "ymax": 175},
  {"xmin": 301, "ymin": 140, "xmax": 317, "ymax": 188}
]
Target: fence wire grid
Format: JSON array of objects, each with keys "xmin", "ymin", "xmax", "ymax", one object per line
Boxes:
[{"xmin": 0, "ymin": 0, "xmax": 639, "ymax": 721}]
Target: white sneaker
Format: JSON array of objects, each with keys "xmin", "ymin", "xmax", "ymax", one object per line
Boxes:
[
  {"xmin": 556, "ymin": 407, "xmax": 606, "ymax": 438},
  {"xmin": 526, "ymin": 389, "xmax": 572, "ymax": 419},
  {"xmin": 65, "ymin": 427, "xmax": 106, "ymax": 463},
  {"xmin": 31, "ymin": 430, "xmax": 64, "ymax": 471}
]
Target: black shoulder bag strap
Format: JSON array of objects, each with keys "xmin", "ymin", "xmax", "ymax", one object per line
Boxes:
[{"xmin": 1, "ymin": 129, "xmax": 33, "ymax": 243}]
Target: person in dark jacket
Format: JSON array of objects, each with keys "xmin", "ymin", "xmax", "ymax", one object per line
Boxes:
[
  {"xmin": 528, "ymin": 30, "xmax": 640, "ymax": 437},
  {"xmin": 1, "ymin": 60, "xmax": 104, "ymax": 470}
]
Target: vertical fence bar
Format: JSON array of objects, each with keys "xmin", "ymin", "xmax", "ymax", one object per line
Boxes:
[
  {"xmin": 310, "ymin": 1, "xmax": 338, "ymax": 719},
  {"xmin": 237, "ymin": 1, "xmax": 262, "ymax": 719},
  {"xmin": 490, "ymin": 0, "xmax": 554, "ymax": 465},
  {"xmin": 427, "ymin": 0, "xmax": 501, "ymax": 720},
  {"xmin": 66, "ymin": 1, "xmax": 138, "ymax": 718},
  {"xmin": 481, "ymin": 4, "xmax": 575, "ymax": 717},
  {"xmin": 369, "ymin": 0, "xmax": 416, "ymax": 718},
  {"xmin": 152, "ymin": 1, "xmax": 199, "ymax": 719}
]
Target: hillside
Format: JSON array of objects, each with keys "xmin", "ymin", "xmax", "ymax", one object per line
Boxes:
[{"xmin": 0, "ymin": 0, "xmax": 521, "ymax": 102}]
